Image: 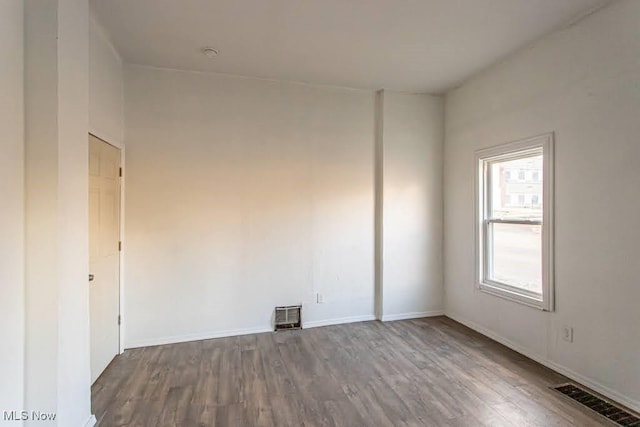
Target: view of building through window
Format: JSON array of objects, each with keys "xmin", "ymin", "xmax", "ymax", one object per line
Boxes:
[
  {"xmin": 488, "ymin": 155, "xmax": 543, "ymax": 294},
  {"xmin": 491, "ymin": 155, "xmax": 543, "ymax": 218}
]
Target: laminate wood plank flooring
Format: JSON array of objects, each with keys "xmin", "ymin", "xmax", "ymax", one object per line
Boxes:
[{"xmin": 92, "ymin": 317, "xmax": 611, "ymax": 426}]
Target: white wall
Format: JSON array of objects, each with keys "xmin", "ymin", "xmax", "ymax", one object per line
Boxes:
[
  {"xmin": 444, "ymin": 0, "xmax": 640, "ymax": 411},
  {"xmin": 25, "ymin": 0, "xmax": 60, "ymax": 418},
  {"xmin": 0, "ymin": 0, "xmax": 25, "ymax": 416},
  {"xmin": 56, "ymin": 0, "xmax": 92, "ymax": 425},
  {"xmin": 124, "ymin": 66, "xmax": 376, "ymax": 347},
  {"xmin": 89, "ymin": 12, "xmax": 124, "ymax": 145},
  {"xmin": 24, "ymin": 0, "xmax": 93, "ymax": 425},
  {"xmin": 379, "ymin": 91, "xmax": 444, "ymax": 320}
]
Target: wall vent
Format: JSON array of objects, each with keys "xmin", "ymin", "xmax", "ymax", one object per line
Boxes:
[
  {"xmin": 274, "ymin": 305, "xmax": 302, "ymax": 331},
  {"xmin": 552, "ymin": 383, "xmax": 640, "ymax": 426}
]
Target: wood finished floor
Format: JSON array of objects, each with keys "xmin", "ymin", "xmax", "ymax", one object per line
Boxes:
[{"xmin": 92, "ymin": 317, "xmax": 608, "ymax": 426}]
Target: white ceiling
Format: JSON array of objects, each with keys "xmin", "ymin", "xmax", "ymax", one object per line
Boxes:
[{"xmin": 91, "ymin": 0, "xmax": 611, "ymax": 93}]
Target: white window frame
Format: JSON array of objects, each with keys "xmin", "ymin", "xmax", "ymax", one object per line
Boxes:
[{"xmin": 474, "ymin": 133, "xmax": 554, "ymax": 311}]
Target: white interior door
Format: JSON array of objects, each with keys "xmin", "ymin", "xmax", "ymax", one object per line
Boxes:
[{"xmin": 89, "ymin": 134, "xmax": 121, "ymax": 383}]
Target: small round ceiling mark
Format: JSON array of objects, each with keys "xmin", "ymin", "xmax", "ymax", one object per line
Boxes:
[{"xmin": 202, "ymin": 47, "xmax": 219, "ymax": 58}]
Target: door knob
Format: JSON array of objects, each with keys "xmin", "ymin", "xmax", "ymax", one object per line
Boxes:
[{"xmin": 89, "ymin": 274, "xmax": 94, "ymax": 282}]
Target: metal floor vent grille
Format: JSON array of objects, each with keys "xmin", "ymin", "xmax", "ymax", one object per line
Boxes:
[
  {"xmin": 274, "ymin": 305, "xmax": 301, "ymax": 331},
  {"xmin": 552, "ymin": 384, "xmax": 640, "ymax": 426}
]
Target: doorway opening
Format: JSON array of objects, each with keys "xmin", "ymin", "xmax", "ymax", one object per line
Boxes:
[{"xmin": 89, "ymin": 133, "xmax": 122, "ymax": 383}]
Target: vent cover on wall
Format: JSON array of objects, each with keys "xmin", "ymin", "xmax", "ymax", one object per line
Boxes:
[
  {"xmin": 552, "ymin": 383, "xmax": 640, "ymax": 426},
  {"xmin": 274, "ymin": 305, "xmax": 302, "ymax": 331}
]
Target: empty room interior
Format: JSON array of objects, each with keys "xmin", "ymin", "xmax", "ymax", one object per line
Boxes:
[{"xmin": 2, "ymin": 0, "xmax": 640, "ymax": 425}]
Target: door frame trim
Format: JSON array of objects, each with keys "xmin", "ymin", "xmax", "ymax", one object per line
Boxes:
[{"xmin": 89, "ymin": 129, "xmax": 125, "ymax": 355}]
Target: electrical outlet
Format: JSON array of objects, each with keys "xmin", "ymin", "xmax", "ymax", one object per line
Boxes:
[
  {"xmin": 562, "ymin": 326, "xmax": 574, "ymax": 343},
  {"xmin": 316, "ymin": 292, "xmax": 325, "ymax": 304}
]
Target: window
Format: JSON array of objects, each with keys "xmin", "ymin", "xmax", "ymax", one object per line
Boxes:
[{"xmin": 475, "ymin": 134, "xmax": 554, "ymax": 310}]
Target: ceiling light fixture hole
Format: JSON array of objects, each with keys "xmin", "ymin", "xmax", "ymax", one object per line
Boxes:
[{"xmin": 202, "ymin": 47, "xmax": 219, "ymax": 58}]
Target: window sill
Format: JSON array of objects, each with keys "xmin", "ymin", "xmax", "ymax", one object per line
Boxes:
[{"xmin": 478, "ymin": 282, "xmax": 550, "ymax": 311}]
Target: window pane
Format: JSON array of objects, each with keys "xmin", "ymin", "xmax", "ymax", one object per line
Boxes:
[
  {"xmin": 490, "ymin": 154, "xmax": 543, "ymax": 220},
  {"xmin": 490, "ymin": 223, "xmax": 542, "ymax": 295}
]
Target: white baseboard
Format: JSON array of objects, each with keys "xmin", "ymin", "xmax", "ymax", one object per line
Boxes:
[
  {"xmin": 304, "ymin": 314, "xmax": 377, "ymax": 329},
  {"xmin": 446, "ymin": 312, "xmax": 640, "ymax": 414},
  {"xmin": 125, "ymin": 315, "xmax": 379, "ymax": 349},
  {"xmin": 125, "ymin": 326, "xmax": 273, "ymax": 349},
  {"xmin": 381, "ymin": 310, "xmax": 444, "ymax": 322},
  {"xmin": 82, "ymin": 414, "xmax": 97, "ymax": 427}
]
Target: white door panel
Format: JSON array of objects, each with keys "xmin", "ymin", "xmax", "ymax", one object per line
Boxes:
[{"xmin": 89, "ymin": 134, "xmax": 121, "ymax": 383}]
